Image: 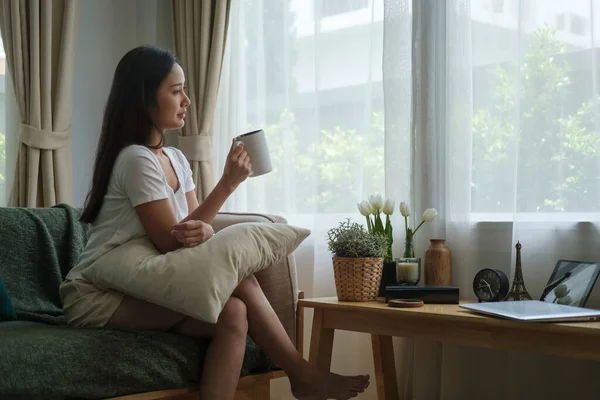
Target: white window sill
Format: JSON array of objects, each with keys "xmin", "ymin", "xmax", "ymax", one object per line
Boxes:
[{"xmin": 469, "ymin": 213, "xmax": 600, "ymax": 223}]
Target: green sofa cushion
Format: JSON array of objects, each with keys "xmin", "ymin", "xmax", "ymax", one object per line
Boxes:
[
  {"xmin": 0, "ymin": 321, "xmax": 273, "ymax": 399},
  {"xmin": 0, "ymin": 275, "xmax": 17, "ymax": 321}
]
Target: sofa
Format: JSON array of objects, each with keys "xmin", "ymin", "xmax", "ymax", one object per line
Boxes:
[{"xmin": 0, "ymin": 204, "xmax": 302, "ymax": 399}]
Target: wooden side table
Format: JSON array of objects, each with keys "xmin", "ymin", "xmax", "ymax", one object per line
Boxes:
[{"xmin": 300, "ymin": 297, "xmax": 600, "ymax": 400}]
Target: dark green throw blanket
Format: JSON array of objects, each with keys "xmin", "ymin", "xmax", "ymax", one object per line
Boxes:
[{"xmin": 0, "ymin": 204, "xmax": 88, "ymax": 325}]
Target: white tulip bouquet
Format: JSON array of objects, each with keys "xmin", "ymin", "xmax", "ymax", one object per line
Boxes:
[
  {"xmin": 358, "ymin": 195, "xmax": 438, "ymax": 261},
  {"xmin": 357, "ymin": 194, "xmax": 395, "ymax": 263}
]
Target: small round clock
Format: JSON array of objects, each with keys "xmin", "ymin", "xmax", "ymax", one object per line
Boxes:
[{"xmin": 473, "ymin": 268, "xmax": 510, "ymax": 302}]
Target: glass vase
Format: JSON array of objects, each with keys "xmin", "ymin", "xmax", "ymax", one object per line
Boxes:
[
  {"xmin": 403, "ymin": 237, "xmax": 415, "ymax": 258},
  {"xmin": 385, "ymin": 242, "xmax": 393, "ymax": 263}
]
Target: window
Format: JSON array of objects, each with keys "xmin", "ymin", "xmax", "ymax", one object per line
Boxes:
[
  {"xmin": 471, "ymin": 0, "xmax": 600, "ymax": 215},
  {"xmin": 482, "ymin": 0, "xmax": 505, "ymax": 14},
  {"xmin": 571, "ymin": 14, "xmax": 586, "ymax": 36},
  {"xmin": 556, "ymin": 13, "xmax": 566, "ymax": 30},
  {"xmin": 216, "ymin": 0, "xmax": 384, "ymax": 215},
  {"xmin": 321, "ymin": 0, "xmax": 369, "ymax": 18},
  {"xmin": 490, "ymin": 0, "xmax": 504, "ymax": 14},
  {"xmin": 555, "ymin": 12, "xmax": 588, "ymax": 36}
]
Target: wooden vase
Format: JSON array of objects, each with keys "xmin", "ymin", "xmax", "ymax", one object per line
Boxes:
[{"xmin": 424, "ymin": 239, "xmax": 451, "ymax": 286}]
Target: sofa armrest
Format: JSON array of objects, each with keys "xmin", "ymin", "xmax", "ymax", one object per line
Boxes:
[{"xmin": 211, "ymin": 212, "xmax": 300, "ymax": 346}]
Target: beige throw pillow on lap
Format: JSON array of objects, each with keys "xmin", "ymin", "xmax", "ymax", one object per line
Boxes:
[{"xmin": 81, "ymin": 222, "xmax": 310, "ymax": 324}]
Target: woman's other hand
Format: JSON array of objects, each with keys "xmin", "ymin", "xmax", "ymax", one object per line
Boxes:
[
  {"xmin": 170, "ymin": 220, "xmax": 215, "ymax": 248},
  {"xmin": 222, "ymin": 139, "xmax": 252, "ymax": 189}
]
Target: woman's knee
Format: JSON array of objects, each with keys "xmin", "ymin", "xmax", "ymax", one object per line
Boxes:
[
  {"xmin": 217, "ymin": 297, "xmax": 248, "ymax": 336},
  {"xmin": 232, "ymin": 274, "xmax": 260, "ymax": 297}
]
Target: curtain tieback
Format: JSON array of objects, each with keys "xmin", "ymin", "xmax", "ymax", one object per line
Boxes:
[
  {"xmin": 19, "ymin": 123, "xmax": 72, "ymax": 150},
  {"xmin": 178, "ymin": 134, "xmax": 212, "ymax": 161}
]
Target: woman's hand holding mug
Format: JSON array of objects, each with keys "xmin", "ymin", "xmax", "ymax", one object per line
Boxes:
[{"xmin": 222, "ymin": 138, "xmax": 252, "ymax": 189}]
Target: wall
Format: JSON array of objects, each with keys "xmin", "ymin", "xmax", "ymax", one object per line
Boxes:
[{"xmin": 71, "ymin": 0, "xmax": 173, "ymax": 206}]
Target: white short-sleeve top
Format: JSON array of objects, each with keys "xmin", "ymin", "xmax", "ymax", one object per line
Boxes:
[{"xmin": 66, "ymin": 145, "xmax": 195, "ymax": 281}]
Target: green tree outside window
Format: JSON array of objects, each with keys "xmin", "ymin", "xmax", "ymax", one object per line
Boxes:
[{"xmin": 472, "ymin": 27, "xmax": 600, "ymax": 213}]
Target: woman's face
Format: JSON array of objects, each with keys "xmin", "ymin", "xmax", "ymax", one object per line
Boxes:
[{"xmin": 151, "ymin": 63, "xmax": 191, "ymax": 131}]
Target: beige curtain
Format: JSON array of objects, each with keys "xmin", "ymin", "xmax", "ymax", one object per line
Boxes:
[
  {"xmin": 172, "ymin": 0, "xmax": 231, "ymax": 201},
  {"xmin": 0, "ymin": 0, "xmax": 80, "ymax": 207}
]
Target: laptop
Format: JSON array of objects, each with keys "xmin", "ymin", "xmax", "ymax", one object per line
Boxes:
[{"xmin": 460, "ymin": 260, "xmax": 600, "ymax": 322}]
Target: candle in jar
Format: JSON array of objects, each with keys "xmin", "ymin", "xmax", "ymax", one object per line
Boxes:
[{"xmin": 396, "ymin": 262, "xmax": 419, "ymax": 283}]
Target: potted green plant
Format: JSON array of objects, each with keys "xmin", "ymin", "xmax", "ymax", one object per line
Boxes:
[{"xmin": 327, "ymin": 219, "xmax": 388, "ymax": 301}]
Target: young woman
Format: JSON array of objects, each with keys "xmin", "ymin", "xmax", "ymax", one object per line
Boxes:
[{"xmin": 60, "ymin": 45, "xmax": 370, "ymax": 400}]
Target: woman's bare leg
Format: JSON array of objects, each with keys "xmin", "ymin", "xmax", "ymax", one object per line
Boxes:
[
  {"xmin": 232, "ymin": 275, "xmax": 369, "ymax": 400},
  {"xmin": 177, "ymin": 298, "xmax": 248, "ymax": 400},
  {"xmin": 107, "ymin": 295, "xmax": 247, "ymax": 400}
]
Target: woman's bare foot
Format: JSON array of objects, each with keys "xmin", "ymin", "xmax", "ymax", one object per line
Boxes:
[{"xmin": 290, "ymin": 370, "xmax": 370, "ymax": 400}]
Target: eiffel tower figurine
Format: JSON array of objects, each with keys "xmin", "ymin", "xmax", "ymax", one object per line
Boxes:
[{"xmin": 504, "ymin": 241, "xmax": 533, "ymax": 301}]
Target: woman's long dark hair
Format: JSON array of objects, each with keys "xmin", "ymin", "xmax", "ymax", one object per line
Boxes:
[{"xmin": 80, "ymin": 45, "xmax": 178, "ymax": 223}]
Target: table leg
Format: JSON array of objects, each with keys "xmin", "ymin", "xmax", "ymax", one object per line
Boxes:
[
  {"xmin": 371, "ymin": 334, "xmax": 398, "ymax": 400},
  {"xmin": 308, "ymin": 308, "xmax": 335, "ymax": 371}
]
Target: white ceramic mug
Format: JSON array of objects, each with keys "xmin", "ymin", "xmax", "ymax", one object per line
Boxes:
[{"xmin": 235, "ymin": 129, "xmax": 273, "ymax": 177}]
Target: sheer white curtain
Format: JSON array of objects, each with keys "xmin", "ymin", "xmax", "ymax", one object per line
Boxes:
[
  {"xmin": 0, "ymin": 36, "xmax": 7, "ymax": 205},
  {"xmin": 216, "ymin": 0, "xmax": 600, "ymax": 398},
  {"xmin": 385, "ymin": 0, "xmax": 600, "ymax": 398},
  {"xmin": 215, "ymin": 0, "xmax": 387, "ymax": 298},
  {"xmin": 214, "ymin": 1, "xmax": 386, "ymax": 396}
]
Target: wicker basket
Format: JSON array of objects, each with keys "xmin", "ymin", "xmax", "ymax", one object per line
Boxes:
[{"xmin": 332, "ymin": 257, "xmax": 384, "ymax": 302}]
